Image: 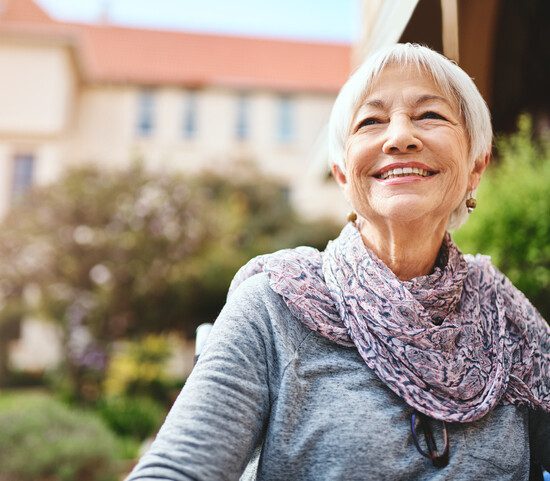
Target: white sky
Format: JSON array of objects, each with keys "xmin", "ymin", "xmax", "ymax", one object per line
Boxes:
[{"xmin": 36, "ymin": 0, "xmax": 360, "ymax": 43}]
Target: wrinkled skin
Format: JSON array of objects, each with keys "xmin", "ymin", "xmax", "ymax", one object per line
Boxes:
[{"xmin": 332, "ymin": 64, "xmax": 489, "ymax": 280}]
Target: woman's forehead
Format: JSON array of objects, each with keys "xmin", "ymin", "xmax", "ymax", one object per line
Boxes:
[
  {"xmin": 357, "ymin": 63, "xmax": 460, "ymax": 113},
  {"xmin": 369, "ymin": 65, "xmax": 445, "ymax": 98}
]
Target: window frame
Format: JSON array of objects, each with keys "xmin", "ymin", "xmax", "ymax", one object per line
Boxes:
[
  {"xmin": 136, "ymin": 89, "xmax": 155, "ymax": 137},
  {"xmin": 11, "ymin": 152, "xmax": 35, "ymax": 202},
  {"xmin": 182, "ymin": 90, "xmax": 198, "ymax": 140},
  {"xmin": 235, "ymin": 92, "xmax": 250, "ymax": 141},
  {"xmin": 277, "ymin": 94, "xmax": 295, "ymax": 143}
]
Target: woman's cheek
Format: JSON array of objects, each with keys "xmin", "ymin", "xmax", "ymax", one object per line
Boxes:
[
  {"xmin": 347, "ymin": 176, "xmax": 361, "ymax": 201},
  {"xmin": 350, "ymin": 177, "xmax": 373, "ymax": 212}
]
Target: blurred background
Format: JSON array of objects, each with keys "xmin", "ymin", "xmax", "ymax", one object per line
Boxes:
[{"xmin": 0, "ymin": 0, "xmax": 548, "ymax": 479}]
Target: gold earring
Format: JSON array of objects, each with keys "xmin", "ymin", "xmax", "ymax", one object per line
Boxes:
[
  {"xmin": 347, "ymin": 211, "xmax": 357, "ymax": 223},
  {"xmin": 465, "ymin": 192, "xmax": 477, "ymax": 213}
]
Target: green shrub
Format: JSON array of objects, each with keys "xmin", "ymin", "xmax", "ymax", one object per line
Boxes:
[
  {"xmin": 113, "ymin": 435, "xmax": 142, "ymax": 461},
  {"xmin": 104, "ymin": 334, "xmax": 183, "ymax": 406},
  {"xmin": 5, "ymin": 369, "xmax": 47, "ymax": 388},
  {"xmin": 97, "ymin": 395, "xmax": 165, "ymax": 440},
  {"xmin": 455, "ymin": 115, "xmax": 550, "ymax": 320},
  {"xmin": 0, "ymin": 393, "xmax": 118, "ymax": 481}
]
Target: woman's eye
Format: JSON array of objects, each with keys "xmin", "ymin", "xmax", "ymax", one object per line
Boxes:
[
  {"xmin": 420, "ymin": 111, "xmax": 446, "ymax": 120},
  {"xmin": 358, "ymin": 117, "xmax": 380, "ymax": 128}
]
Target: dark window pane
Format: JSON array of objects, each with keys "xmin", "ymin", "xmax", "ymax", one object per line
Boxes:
[
  {"xmin": 137, "ymin": 90, "xmax": 154, "ymax": 136},
  {"xmin": 236, "ymin": 94, "xmax": 249, "ymax": 141},
  {"xmin": 278, "ymin": 95, "xmax": 294, "ymax": 142},
  {"xmin": 12, "ymin": 153, "xmax": 35, "ymax": 202},
  {"xmin": 183, "ymin": 91, "xmax": 197, "ymax": 139}
]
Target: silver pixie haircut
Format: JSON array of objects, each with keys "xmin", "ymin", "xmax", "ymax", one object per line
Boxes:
[{"xmin": 328, "ymin": 43, "xmax": 492, "ymax": 230}]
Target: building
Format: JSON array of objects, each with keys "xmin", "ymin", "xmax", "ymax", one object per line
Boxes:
[
  {"xmin": 0, "ymin": 0, "xmax": 352, "ymax": 221},
  {"xmin": 0, "ymin": 0, "xmax": 355, "ymax": 374},
  {"xmin": 4, "ymin": 0, "xmax": 547, "ymax": 375}
]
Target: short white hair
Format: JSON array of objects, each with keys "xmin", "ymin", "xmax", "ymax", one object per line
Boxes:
[{"xmin": 328, "ymin": 43, "xmax": 492, "ymax": 230}]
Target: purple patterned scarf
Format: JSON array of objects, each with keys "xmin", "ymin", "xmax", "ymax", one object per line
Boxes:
[{"xmin": 229, "ymin": 223, "xmax": 550, "ymax": 422}]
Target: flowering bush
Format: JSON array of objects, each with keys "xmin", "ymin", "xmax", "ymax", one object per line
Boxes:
[
  {"xmin": 455, "ymin": 115, "xmax": 550, "ymax": 321},
  {"xmin": 0, "ymin": 162, "xmax": 340, "ymax": 398},
  {"xmin": 104, "ymin": 334, "xmax": 180, "ymax": 404}
]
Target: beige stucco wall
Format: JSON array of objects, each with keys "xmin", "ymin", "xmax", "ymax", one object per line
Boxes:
[
  {"xmin": 70, "ymin": 84, "xmax": 349, "ymax": 220},
  {"xmin": 0, "ymin": 41, "xmax": 75, "ymax": 135},
  {"xmin": 0, "ymin": 33, "xmax": 347, "ymax": 217},
  {"xmin": 70, "ymin": 86, "xmax": 135, "ymax": 167},
  {"xmin": 0, "ymin": 74, "xmax": 348, "ymax": 222},
  {"xmin": 0, "ymin": 39, "xmax": 75, "ymax": 217},
  {"xmin": 0, "ymin": 37, "xmax": 348, "ymax": 219},
  {"xmin": 73, "ymin": 86, "xmax": 335, "ymax": 169}
]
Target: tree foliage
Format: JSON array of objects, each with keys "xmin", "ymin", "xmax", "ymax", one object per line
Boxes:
[
  {"xmin": 454, "ymin": 115, "xmax": 550, "ymax": 321},
  {"xmin": 0, "ymin": 162, "xmax": 339, "ymax": 397}
]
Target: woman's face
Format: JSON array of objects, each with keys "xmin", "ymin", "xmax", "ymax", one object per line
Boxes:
[{"xmin": 334, "ymin": 64, "xmax": 484, "ymax": 227}]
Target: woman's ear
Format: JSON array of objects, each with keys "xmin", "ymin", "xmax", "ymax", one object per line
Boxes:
[
  {"xmin": 331, "ymin": 164, "xmax": 347, "ymax": 187},
  {"xmin": 468, "ymin": 153, "xmax": 490, "ymax": 190}
]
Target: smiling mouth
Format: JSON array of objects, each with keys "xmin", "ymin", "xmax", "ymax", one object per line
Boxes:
[{"xmin": 374, "ymin": 166, "xmax": 438, "ymax": 180}]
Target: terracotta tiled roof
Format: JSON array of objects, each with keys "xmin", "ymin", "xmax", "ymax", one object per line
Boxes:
[
  {"xmin": 0, "ymin": 0, "xmax": 54, "ymax": 23},
  {"xmin": 1, "ymin": 0, "xmax": 351, "ymax": 92},
  {"xmin": 77, "ymin": 25, "xmax": 351, "ymax": 92}
]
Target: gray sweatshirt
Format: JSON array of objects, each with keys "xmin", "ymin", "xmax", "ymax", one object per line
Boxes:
[{"xmin": 126, "ymin": 273, "xmax": 550, "ymax": 481}]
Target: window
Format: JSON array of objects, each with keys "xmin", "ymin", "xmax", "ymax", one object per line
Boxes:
[
  {"xmin": 12, "ymin": 153, "xmax": 35, "ymax": 202},
  {"xmin": 136, "ymin": 90, "xmax": 154, "ymax": 136},
  {"xmin": 235, "ymin": 93, "xmax": 250, "ymax": 141},
  {"xmin": 279, "ymin": 185, "xmax": 291, "ymax": 202},
  {"xmin": 182, "ymin": 91, "xmax": 198, "ymax": 139},
  {"xmin": 277, "ymin": 95, "xmax": 294, "ymax": 142}
]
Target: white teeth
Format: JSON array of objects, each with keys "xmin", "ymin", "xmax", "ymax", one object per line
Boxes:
[{"xmin": 379, "ymin": 167, "xmax": 433, "ymax": 179}]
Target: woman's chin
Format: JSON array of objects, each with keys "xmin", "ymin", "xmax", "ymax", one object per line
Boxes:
[{"xmin": 370, "ymin": 198, "xmax": 439, "ymax": 224}]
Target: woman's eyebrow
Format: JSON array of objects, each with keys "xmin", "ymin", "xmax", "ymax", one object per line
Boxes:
[
  {"xmin": 361, "ymin": 95, "xmax": 452, "ymax": 111},
  {"xmin": 413, "ymin": 94, "xmax": 452, "ymax": 108},
  {"xmin": 362, "ymin": 98, "xmax": 386, "ymax": 110}
]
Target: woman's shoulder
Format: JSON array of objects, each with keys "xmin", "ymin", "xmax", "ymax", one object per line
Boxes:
[
  {"xmin": 228, "ymin": 246, "xmax": 321, "ymax": 297},
  {"xmin": 223, "ymin": 271, "xmax": 314, "ymax": 354},
  {"xmin": 464, "ymin": 252, "xmax": 524, "ymax": 297},
  {"xmin": 223, "ymin": 271, "xmax": 286, "ymax": 322},
  {"xmin": 464, "ymin": 253, "xmax": 549, "ymax": 335},
  {"xmin": 463, "ymin": 252, "xmax": 500, "ymax": 278}
]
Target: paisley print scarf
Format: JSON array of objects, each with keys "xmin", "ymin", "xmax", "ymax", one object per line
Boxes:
[{"xmin": 229, "ymin": 223, "xmax": 550, "ymax": 422}]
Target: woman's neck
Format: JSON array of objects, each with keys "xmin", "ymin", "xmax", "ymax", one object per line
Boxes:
[{"xmin": 358, "ymin": 218, "xmax": 448, "ymax": 281}]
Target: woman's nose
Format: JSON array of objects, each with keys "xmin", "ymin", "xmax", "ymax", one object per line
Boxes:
[{"xmin": 382, "ymin": 116, "xmax": 423, "ymax": 154}]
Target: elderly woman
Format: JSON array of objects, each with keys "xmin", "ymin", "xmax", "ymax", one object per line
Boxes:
[{"xmin": 127, "ymin": 44, "xmax": 549, "ymax": 481}]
